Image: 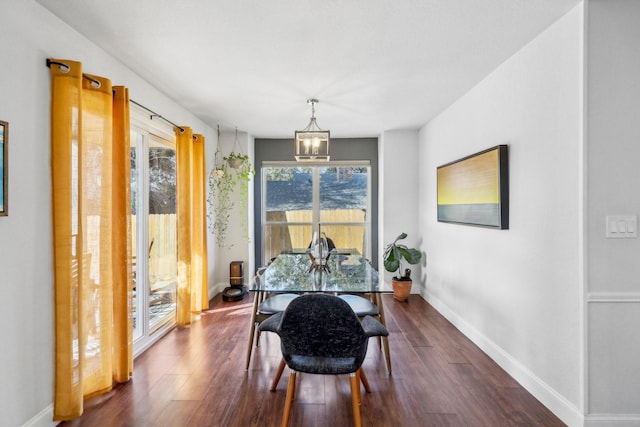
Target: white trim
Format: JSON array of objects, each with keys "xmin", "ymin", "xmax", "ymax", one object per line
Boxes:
[
  {"xmin": 260, "ymin": 163, "xmax": 373, "ymax": 261},
  {"xmin": 210, "ymin": 281, "xmax": 229, "ymax": 301},
  {"xmin": 422, "ymin": 289, "xmax": 585, "ymax": 427},
  {"xmin": 21, "ymin": 405, "xmax": 56, "ymax": 427},
  {"xmin": 312, "ymin": 167, "xmax": 320, "ymax": 225},
  {"xmin": 130, "ymin": 120, "xmax": 178, "ymax": 355},
  {"xmin": 262, "ymin": 160, "xmax": 371, "ymax": 167},
  {"xmin": 587, "ymin": 292, "xmax": 640, "ymax": 303},
  {"xmin": 584, "ymin": 414, "xmax": 640, "ymax": 427},
  {"xmin": 133, "ymin": 321, "xmax": 175, "ymax": 358},
  {"xmin": 580, "ymin": 0, "xmax": 588, "ymax": 419}
]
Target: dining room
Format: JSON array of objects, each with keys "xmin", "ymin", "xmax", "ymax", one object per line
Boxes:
[{"xmin": 4, "ymin": 1, "xmax": 640, "ymax": 427}]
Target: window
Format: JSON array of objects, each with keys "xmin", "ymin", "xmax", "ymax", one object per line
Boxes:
[
  {"xmin": 130, "ymin": 104, "xmax": 177, "ymax": 355},
  {"xmin": 262, "ymin": 162, "xmax": 371, "ymax": 264}
]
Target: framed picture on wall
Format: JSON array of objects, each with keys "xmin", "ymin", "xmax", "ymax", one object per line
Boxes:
[
  {"xmin": 437, "ymin": 145, "xmax": 509, "ymax": 229},
  {"xmin": 1, "ymin": 120, "xmax": 7, "ymax": 216}
]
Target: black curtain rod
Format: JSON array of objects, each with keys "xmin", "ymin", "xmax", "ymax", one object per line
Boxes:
[
  {"xmin": 46, "ymin": 58, "xmax": 186, "ymax": 133},
  {"xmin": 129, "ymin": 99, "xmax": 185, "ymax": 133},
  {"xmin": 46, "ymin": 59, "xmax": 102, "ymax": 89}
]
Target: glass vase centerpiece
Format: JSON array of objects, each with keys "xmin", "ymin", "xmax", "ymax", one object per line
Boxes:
[{"xmin": 308, "ymin": 228, "xmax": 331, "ymax": 274}]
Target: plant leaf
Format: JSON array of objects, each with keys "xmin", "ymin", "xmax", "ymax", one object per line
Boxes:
[
  {"xmin": 383, "ymin": 246, "xmax": 400, "ymax": 273},
  {"xmin": 398, "ymin": 247, "xmax": 422, "ymax": 264},
  {"xmin": 394, "ymin": 232, "xmax": 407, "ymax": 244}
]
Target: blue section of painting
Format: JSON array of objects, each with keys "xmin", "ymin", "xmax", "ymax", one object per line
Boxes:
[{"xmin": 438, "ymin": 204, "xmax": 499, "ymax": 227}]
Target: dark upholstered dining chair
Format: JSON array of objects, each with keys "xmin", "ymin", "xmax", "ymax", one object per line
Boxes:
[{"xmin": 259, "ymin": 293, "xmax": 388, "ymax": 427}]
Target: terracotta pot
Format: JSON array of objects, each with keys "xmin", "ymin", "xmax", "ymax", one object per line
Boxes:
[{"xmin": 391, "ymin": 278, "xmax": 412, "ymax": 301}]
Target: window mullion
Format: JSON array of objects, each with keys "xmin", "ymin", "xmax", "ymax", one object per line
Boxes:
[{"xmin": 312, "ymin": 167, "xmax": 320, "ymax": 228}]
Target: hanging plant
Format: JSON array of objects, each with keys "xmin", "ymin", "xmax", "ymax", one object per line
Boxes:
[
  {"xmin": 207, "ymin": 126, "xmax": 229, "ymax": 247},
  {"xmin": 207, "ymin": 164, "xmax": 233, "ymax": 248},
  {"xmin": 227, "ymin": 153, "xmax": 244, "ymax": 169},
  {"xmin": 211, "ymin": 125, "xmax": 225, "ymax": 178},
  {"xmin": 207, "ymin": 127, "xmax": 255, "ymax": 248}
]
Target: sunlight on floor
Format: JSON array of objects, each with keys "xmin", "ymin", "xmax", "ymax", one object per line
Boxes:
[{"xmin": 206, "ymin": 301, "xmax": 253, "ymax": 316}]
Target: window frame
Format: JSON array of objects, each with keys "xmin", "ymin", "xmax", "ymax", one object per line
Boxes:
[
  {"xmin": 260, "ymin": 160, "xmax": 372, "ymax": 264},
  {"xmin": 253, "ymin": 137, "xmax": 379, "ymax": 270},
  {"xmin": 130, "ymin": 104, "xmax": 177, "ymax": 357}
]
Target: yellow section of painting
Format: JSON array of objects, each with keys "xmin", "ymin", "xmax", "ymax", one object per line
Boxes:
[{"xmin": 438, "ymin": 149, "xmax": 499, "ymax": 205}]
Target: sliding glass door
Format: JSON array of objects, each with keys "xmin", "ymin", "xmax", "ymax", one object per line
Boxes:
[
  {"xmin": 130, "ymin": 124, "xmax": 177, "ymax": 353},
  {"xmin": 262, "ymin": 162, "xmax": 371, "ymax": 264}
]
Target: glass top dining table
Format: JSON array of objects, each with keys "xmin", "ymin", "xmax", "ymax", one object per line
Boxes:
[
  {"xmin": 253, "ymin": 253, "xmax": 394, "ymax": 294},
  {"xmin": 252, "ymin": 253, "xmax": 393, "ymax": 373}
]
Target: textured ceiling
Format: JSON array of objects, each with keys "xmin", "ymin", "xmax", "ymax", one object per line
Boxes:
[{"xmin": 37, "ymin": 0, "xmax": 579, "ymax": 138}]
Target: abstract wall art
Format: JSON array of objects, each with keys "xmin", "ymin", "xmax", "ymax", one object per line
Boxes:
[{"xmin": 437, "ymin": 145, "xmax": 508, "ymax": 229}]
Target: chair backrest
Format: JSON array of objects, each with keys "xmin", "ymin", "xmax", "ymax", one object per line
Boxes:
[{"xmin": 278, "ymin": 294, "xmax": 367, "ymax": 362}]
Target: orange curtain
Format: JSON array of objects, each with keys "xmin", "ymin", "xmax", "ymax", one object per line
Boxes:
[
  {"xmin": 50, "ymin": 59, "xmax": 133, "ymax": 420},
  {"xmin": 176, "ymin": 129, "xmax": 209, "ymax": 325},
  {"xmin": 112, "ymin": 86, "xmax": 134, "ymax": 382},
  {"xmin": 192, "ymin": 134, "xmax": 209, "ymax": 312}
]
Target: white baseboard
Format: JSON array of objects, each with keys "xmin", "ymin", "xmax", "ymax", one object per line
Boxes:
[
  {"xmin": 421, "ymin": 289, "xmax": 584, "ymax": 427},
  {"xmin": 22, "ymin": 404, "xmax": 57, "ymax": 427},
  {"xmin": 209, "ymin": 281, "xmax": 229, "ymax": 301},
  {"xmin": 584, "ymin": 415, "xmax": 640, "ymax": 426}
]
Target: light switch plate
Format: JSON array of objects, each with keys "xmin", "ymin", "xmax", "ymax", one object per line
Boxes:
[{"xmin": 606, "ymin": 215, "xmax": 638, "ymax": 238}]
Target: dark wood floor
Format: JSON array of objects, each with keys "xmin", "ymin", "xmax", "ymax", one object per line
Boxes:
[{"xmin": 59, "ymin": 294, "xmax": 565, "ymax": 427}]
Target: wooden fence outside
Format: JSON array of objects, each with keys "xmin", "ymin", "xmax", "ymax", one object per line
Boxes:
[
  {"xmin": 130, "ymin": 214, "xmax": 177, "ymax": 290},
  {"xmin": 264, "ymin": 209, "xmax": 367, "ymax": 261}
]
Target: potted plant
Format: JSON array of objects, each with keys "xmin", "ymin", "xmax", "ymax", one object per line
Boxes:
[
  {"xmin": 226, "ymin": 151, "xmax": 245, "ymax": 169},
  {"xmin": 383, "ymin": 232, "xmax": 422, "ymax": 301}
]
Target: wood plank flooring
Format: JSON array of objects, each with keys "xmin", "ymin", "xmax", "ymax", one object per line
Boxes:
[{"xmin": 58, "ymin": 294, "xmax": 565, "ymax": 427}]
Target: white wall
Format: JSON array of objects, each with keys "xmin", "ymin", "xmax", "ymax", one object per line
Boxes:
[
  {"xmin": 208, "ymin": 129, "xmax": 254, "ymax": 298},
  {"xmin": 585, "ymin": 0, "xmax": 640, "ymax": 422},
  {"xmin": 419, "ymin": 5, "xmax": 584, "ymax": 426},
  {"xmin": 0, "ymin": 1, "xmax": 214, "ymax": 426},
  {"xmin": 379, "ymin": 130, "xmax": 421, "ymax": 288}
]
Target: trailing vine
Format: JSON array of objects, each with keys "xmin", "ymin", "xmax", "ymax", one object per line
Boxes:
[
  {"xmin": 207, "ymin": 163, "xmax": 233, "ymax": 248},
  {"xmin": 207, "ymin": 149, "xmax": 255, "ymax": 248},
  {"xmin": 225, "ymin": 152, "xmax": 255, "ymax": 238}
]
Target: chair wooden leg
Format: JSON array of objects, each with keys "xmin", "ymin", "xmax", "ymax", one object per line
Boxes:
[
  {"xmin": 354, "ymin": 370, "xmax": 362, "ymax": 404},
  {"xmin": 358, "ymin": 368, "xmax": 371, "ymax": 394},
  {"xmin": 245, "ymin": 324, "xmax": 256, "ymax": 370},
  {"xmin": 382, "ymin": 336, "xmax": 392, "ymax": 374},
  {"xmin": 349, "ymin": 373, "xmax": 362, "ymax": 427},
  {"xmin": 282, "ymin": 371, "xmax": 297, "ymax": 427},
  {"xmin": 245, "ymin": 295, "xmax": 261, "ymax": 370},
  {"xmin": 375, "ymin": 293, "xmax": 392, "ymax": 374},
  {"xmin": 270, "ymin": 358, "xmax": 287, "ymax": 391}
]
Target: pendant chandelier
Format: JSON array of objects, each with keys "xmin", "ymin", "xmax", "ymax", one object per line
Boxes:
[{"xmin": 295, "ymin": 98, "xmax": 330, "ymax": 161}]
